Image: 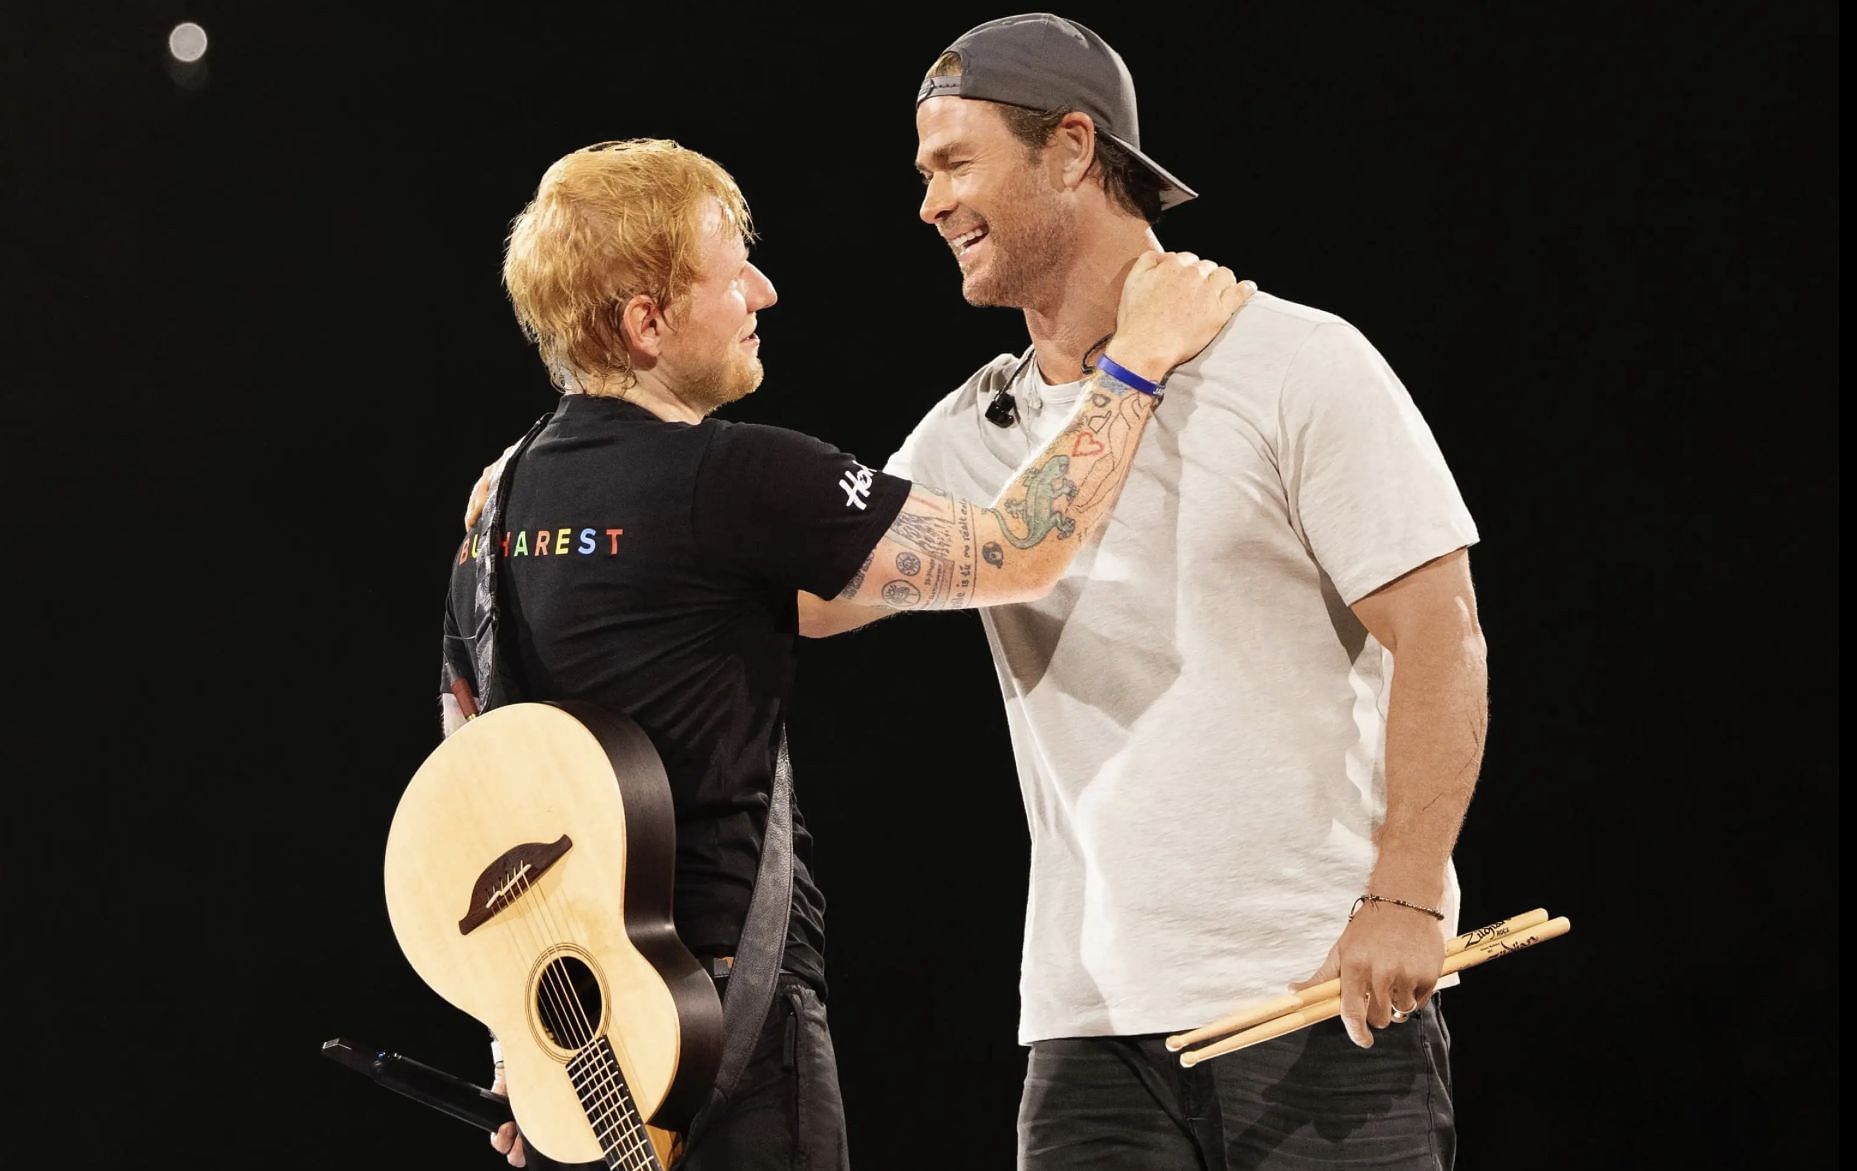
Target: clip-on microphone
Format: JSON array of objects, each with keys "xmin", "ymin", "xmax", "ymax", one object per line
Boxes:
[
  {"xmin": 988, "ymin": 332, "xmax": 1107, "ymax": 429},
  {"xmin": 984, "ymin": 387, "xmax": 1018, "ymax": 428}
]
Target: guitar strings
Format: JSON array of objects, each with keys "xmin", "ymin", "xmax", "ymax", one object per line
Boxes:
[
  {"xmin": 516, "ymin": 847, "xmax": 660, "ymax": 1169},
  {"xmin": 501, "ymin": 869, "xmax": 652, "ymax": 1171},
  {"xmin": 512, "ymin": 871, "xmax": 655, "ymax": 1171},
  {"xmin": 528, "ymin": 869, "xmax": 661, "ymax": 1171},
  {"xmin": 505, "ymin": 869, "xmax": 585, "ymax": 1049}
]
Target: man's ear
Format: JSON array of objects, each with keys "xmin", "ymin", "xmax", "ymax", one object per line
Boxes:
[
  {"xmin": 1053, "ymin": 111, "xmax": 1098, "ymax": 190},
  {"xmin": 617, "ymin": 292, "xmax": 668, "ymax": 360}
]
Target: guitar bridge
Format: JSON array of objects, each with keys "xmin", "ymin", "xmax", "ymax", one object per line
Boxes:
[{"xmin": 457, "ymin": 835, "xmax": 573, "ymax": 935}]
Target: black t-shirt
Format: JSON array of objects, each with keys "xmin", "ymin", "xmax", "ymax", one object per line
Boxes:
[{"xmin": 441, "ymin": 393, "xmax": 910, "ymax": 995}]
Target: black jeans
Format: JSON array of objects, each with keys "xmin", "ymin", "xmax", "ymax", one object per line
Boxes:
[
  {"xmin": 1018, "ymin": 997, "xmax": 1454, "ymax": 1170},
  {"xmin": 523, "ymin": 974, "xmax": 849, "ymax": 1171}
]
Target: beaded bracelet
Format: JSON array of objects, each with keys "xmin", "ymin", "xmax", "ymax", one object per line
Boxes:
[{"xmin": 1349, "ymin": 893, "xmax": 1445, "ymax": 922}]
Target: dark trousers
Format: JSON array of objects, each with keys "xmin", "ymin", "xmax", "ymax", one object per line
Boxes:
[
  {"xmin": 524, "ymin": 974, "xmax": 849, "ymax": 1171},
  {"xmin": 1018, "ymin": 998, "xmax": 1454, "ymax": 1170}
]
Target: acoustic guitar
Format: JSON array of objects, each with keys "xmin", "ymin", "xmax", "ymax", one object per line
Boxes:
[{"xmin": 383, "ymin": 701, "xmax": 722, "ymax": 1169}]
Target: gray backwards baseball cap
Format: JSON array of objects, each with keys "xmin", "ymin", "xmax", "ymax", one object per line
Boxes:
[{"xmin": 916, "ymin": 12, "xmax": 1198, "ymax": 210}]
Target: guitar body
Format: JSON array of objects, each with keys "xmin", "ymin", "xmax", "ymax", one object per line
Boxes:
[{"xmin": 384, "ymin": 702, "xmax": 721, "ymax": 1167}]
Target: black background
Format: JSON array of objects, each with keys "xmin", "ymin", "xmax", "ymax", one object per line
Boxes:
[{"xmin": 7, "ymin": 2, "xmax": 1836, "ymax": 1167}]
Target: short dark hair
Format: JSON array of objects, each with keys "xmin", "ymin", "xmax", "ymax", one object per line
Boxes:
[{"xmin": 994, "ymin": 105, "xmax": 1168, "ymax": 224}]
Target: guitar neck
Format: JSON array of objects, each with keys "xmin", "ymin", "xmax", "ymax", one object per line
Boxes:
[{"xmin": 569, "ymin": 1037, "xmax": 664, "ymax": 1171}]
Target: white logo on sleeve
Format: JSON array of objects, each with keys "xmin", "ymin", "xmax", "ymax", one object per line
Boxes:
[{"xmin": 839, "ymin": 463, "xmax": 875, "ymax": 511}]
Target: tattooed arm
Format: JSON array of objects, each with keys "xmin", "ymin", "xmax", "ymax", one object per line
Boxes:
[
  {"xmin": 825, "ymin": 254, "xmax": 1254, "ymax": 616},
  {"xmin": 830, "ymin": 369, "xmax": 1156, "ymax": 610}
]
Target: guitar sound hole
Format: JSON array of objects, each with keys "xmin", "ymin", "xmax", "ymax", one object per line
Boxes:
[{"xmin": 535, "ymin": 954, "xmax": 604, "ymax": 1051}]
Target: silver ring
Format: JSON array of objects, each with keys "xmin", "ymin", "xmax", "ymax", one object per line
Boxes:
[{"xmin": 1389, "ymin": 1006, "xmax": 1413, "ymax": 1023}]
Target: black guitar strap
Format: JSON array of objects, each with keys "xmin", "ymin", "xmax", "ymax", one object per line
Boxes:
[
  {"xmin": 457, "ymin": 411, "xmax": 552, "ymax": 714},
  {"xmin": 680, "ymin": 730, "xmax": 793, "ymax": 1155}
]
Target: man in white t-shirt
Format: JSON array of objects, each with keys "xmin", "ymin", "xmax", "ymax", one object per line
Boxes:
[{"xmin": 799, "ymin": 13, "xmax": 1488, "ymax": 1169}]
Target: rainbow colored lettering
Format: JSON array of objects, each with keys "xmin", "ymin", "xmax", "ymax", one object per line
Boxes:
[{"xmin": 458, "ymin": 526, "xmax": 625, "ymax": 563}]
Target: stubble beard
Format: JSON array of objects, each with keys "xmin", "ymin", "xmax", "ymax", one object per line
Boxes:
[
  {"xmin": 961, "ymin": 191, "xmax": 1076, "ymax": 310},
  {"xmin": 684, "ymin": 348, "xmax": 764, "ymax": 415}
]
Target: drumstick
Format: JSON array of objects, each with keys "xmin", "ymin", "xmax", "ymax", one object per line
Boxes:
[
  {"xmin": 1177, "ymin": 916, "xmax": 1571, "ymax": 1067},
  {"xmin": 1165, "ymin": 907, "xmax": 1551, "ymax": 1053}
]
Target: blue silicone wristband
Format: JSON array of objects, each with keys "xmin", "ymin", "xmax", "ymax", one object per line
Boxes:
[{"xmin": 1094, "ymin": 352, "xmax": 1164, "ymax": 397}]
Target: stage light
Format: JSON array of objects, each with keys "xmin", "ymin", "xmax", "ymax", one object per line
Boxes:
[{"xmin": 168, "ymin": 22, "xmax": 208, "ymax": 64}]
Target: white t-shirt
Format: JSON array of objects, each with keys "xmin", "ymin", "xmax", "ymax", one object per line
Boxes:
[{"xmin": 885, "ymin": 293, "xmax": 1481, "ymax": 1043}]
